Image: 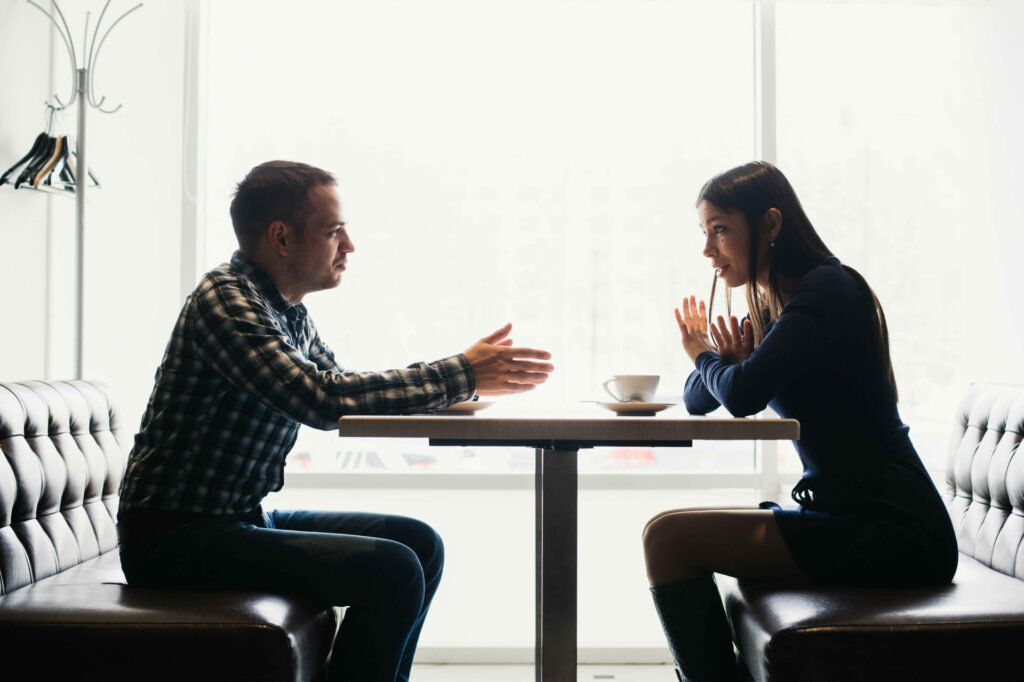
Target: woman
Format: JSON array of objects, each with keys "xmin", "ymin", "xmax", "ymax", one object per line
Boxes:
[{"xmin": 643, "ymin": 161, "xmax": 957, "ymax": 682}]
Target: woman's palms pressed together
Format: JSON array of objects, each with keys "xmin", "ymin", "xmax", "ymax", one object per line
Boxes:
[{"xmin": 674, "ymin": 295, "xmax": 753, "ymax": 365}]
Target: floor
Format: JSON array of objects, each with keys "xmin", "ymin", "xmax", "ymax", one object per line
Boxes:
[{"xmin": 410, "ymin": 664, "xmax": 674, "ymax": 681}]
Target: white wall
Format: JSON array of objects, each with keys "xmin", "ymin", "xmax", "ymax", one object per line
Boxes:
[
  {"xmin": 0, "ymin": 0, "xmax": 52, "ymax": 381},
  {"xmin": 82, "ymin": 0, "xmax": 188, "ymax": 432},
  {"xmin": 0, "ymin": 0, "xmax": 188, "ymax": 434}
]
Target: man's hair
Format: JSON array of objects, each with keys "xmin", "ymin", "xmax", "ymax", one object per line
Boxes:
[{"xmin": 229, "ymin": 161, "xmax": 336, "ymax": 251}]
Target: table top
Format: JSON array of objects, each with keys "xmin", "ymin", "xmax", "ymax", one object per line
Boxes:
[{"xmin": 337, "ymin": 413, "xmax": 799, "ymax": 444}]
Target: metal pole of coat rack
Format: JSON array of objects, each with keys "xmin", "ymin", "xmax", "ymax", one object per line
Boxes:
[
  {"xmin": 75, "ymin": 67, "xmax": 87, "ymax": 382},
  {"xmin": 27, "ymin": 0, "xmax": 141, "ymax": 379}
]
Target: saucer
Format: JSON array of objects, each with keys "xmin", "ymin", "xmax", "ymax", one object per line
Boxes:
[
  {"xmin": 588, "ymin": 401, "xmax": 675, "ymax": 417},
  {"xmin": 436, "ymin": 400, "xmax": 494, "ymax": 415}
]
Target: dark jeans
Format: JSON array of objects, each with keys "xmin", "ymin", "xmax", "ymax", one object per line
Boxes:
[{"xmin": 118, "ymin": 507, "xmax": 444, "ymax": 682}]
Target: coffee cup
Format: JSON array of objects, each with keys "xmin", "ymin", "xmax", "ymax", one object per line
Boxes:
[{"xmin": 602, "ymin": 374, "xmax": 660, "ymax": 403}]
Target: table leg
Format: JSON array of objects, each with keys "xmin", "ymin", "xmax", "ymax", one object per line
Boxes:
[{"xmin": 535, "ymin": 447, "xmax": 578, "ymax": 682}]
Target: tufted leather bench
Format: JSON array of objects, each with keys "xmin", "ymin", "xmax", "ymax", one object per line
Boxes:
[
  {"xmin": 0, "ymin": 380, "xmax": 339, "ymax": 681},
  {"xmin": 720, "ymin": 383, "xmax": 1024, "ymax": 681}
]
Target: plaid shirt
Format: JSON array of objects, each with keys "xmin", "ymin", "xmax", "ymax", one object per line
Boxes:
[{"xmin": 119, "ymin": 251, "xmax": 474, "ymax": 515}]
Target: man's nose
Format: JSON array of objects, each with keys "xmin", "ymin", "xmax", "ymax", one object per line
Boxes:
[{"xmin": 339, "ymin": 231, "xmax": 355, "ymax": 253}]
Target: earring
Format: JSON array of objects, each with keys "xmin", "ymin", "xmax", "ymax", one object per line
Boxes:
[{"xmin": 770, "ymin": 240, "xmax": 775, "ymax": 248}]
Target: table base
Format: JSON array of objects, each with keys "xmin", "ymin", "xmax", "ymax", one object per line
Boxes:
[{"xmin": 536, "ymin": 447, "xmax": 577, "ymax": 682}]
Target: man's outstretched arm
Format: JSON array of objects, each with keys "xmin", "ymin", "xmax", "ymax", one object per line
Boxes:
[{"xmin": 193, "ymin": 282, "xmax": 552, "ymax": 427}]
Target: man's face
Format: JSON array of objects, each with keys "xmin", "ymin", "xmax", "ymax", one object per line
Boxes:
[{"xmin": 288, "ymin": 184, "xmax": 354, "ymax": 296}]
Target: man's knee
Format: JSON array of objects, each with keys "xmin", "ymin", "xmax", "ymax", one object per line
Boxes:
[
  {"xmin": 366, "ymin": 540, "xmax": 426, "ymax": 604},
  {"xmin": 387, "ymin": 516, "xmax": 444, "ymax": 575}
]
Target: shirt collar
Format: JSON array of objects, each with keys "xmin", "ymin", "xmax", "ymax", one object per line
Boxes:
[{"xmin": 229, "ymin": 250, "xmax": 307, "ymax": 320}]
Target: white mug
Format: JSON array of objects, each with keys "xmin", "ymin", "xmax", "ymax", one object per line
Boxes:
[{"xmin": 603, "ymin": 375, "xmax": 660, "ymax": 403}]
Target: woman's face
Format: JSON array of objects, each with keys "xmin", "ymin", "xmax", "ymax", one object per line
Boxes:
[{"xmin": 697, "ymin": 199, "xmax": 752, "ymax": 288}]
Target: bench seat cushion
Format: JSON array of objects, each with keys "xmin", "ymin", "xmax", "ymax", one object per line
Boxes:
[
  {"xmin": 0, "ymin": 551, "xmax": 340, "ymax": 681},
  {"xmin": 720, "ymin": 554, "xmax": 1024, "ymax": 682}
]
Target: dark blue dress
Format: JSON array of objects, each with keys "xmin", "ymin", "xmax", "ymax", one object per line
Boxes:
[{"xmin": 684, "ymin": 257, "xmax": 957, "ymax": 586}]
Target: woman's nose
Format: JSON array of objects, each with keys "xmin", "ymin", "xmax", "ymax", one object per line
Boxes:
[{"xmin": 702, "ymin": 236, "xmax": 715, "ymax": 258}]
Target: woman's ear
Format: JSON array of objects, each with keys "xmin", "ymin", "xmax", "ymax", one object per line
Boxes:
[{"xmin": 763, "ymin": 208, "xmax": 782, "ymax": 244}]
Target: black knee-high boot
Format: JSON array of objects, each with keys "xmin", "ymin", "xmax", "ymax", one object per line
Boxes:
[{"xmin": 649, "ymin": 575, "xmax": 738, "ymax": 682}]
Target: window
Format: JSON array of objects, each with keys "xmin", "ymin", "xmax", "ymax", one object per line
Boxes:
[
  {"xmin": 201, "ymin": 0, "xmax": 974, "ymax": 655},
  {"xmin": 205, "ymin": 0, "xmax": 757, "ymax": 474},
  {"xmin": 205, "ymin": 0, "xmax": 756, "ymax": 651},
  {"xmin": 774, "ymin": 1, "xmax": 970, "ymax": 471}
]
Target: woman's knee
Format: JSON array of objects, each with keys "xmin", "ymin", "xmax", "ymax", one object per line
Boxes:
[
  {"xmin": 642, "ymin": 510, "xmax": 702, "ymax": 559},
  {"xmin": 645, "ymin": 521, "xmax": 700, "ymax": 587},
  {"xmin": 642, "ymin": 511, "xmax": 667, "ymax": 538},
  {"xmin": 643, "ymin": 505, "xmax": 759, "ymax": 538},
  {"xmin": 643, "ymin": 508, "xmax": 685, "ymax": 537},
  {"xmin": 642, "ymin": 506, "xmax": 761, "ymax": 552},
  {"xmin": 642, "ymin": 514, "xmax": 680, "ymax": 562},
  {"xmin": 641, "ymin": 513, "xmax": 713, "ymax": 569}
]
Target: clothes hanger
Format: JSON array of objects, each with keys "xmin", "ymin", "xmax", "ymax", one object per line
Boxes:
[
  {"xmin": 54, "ymin": 139, "xmax": 74, "ymax": 189},
  {"xmin": 0, "ymin": 132, "xmax": 49, "ymax": 186},
  {"xmin": 10, "ymin": 106, "xmax": 59, "ymax": 189},
  {"xmin": 33, "ymin": 136, "xmax": 64, "ymax": 188},
  {"xmin": 5, "ymin": 1, "xmax": 140, "ymax": 198},
  {"xmin": 15, "ymin": 134, "xmax": 56, "ymax": 189},
  {"xmin": 54, "ymin": 145, "xmax": 100, "ymax": 191}
]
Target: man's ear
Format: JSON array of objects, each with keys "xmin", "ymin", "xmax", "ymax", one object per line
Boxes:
[
  {"xmin": 763, "ymin": 208, "xmax": 782, "ymax": 243},
  {"xmin": 267, "ymin": 220, "xmax": 290, "ymax": 256}
]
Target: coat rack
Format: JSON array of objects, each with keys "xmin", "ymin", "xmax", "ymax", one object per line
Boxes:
[{"xmin": 25, "ymin": 0, "xmax": 142, "ymax": 379}]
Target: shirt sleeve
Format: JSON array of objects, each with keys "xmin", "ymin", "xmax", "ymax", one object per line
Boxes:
[
  {"xmin": 189, "ymin": 278, "xmax": 476, "ymax": 430},
  {"xmin": 683, "ymin": 368, "xmax": 721, "ymax": 415},
  {"xmin": 308, "ymin": 328, "xmax": 342, "ymax": 372},
  {"xmin": 695, "ymin": 277, "xmax": 830, "ymax": 417}
]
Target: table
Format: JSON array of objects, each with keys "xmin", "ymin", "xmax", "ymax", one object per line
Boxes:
[{"xmin": 337, "ymin": 413, "xmax": 799, "ymax": 682}]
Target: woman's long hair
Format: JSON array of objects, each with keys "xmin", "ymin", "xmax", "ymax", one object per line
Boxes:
[{"xmin": 697, "ymin": 161, "xmax": 898, "ymax": 400}]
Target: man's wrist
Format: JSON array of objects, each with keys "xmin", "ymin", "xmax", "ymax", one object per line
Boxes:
[{"xmin": 447, "ymin": 353, "xmax": 476, "ymax": 401}]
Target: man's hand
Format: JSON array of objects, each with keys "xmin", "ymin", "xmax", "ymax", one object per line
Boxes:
[
  {"xmin": 464, "ymin": 323, "xmax": 554, "ymax": 395},
  {"xmin": 674, "ymin": 296, "xmax": 717, "ymax": 364}
]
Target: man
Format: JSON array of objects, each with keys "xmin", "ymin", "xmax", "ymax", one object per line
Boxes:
[{"xmin": 117, "ymin": 160, "xmax": 554, "ymax": 681}]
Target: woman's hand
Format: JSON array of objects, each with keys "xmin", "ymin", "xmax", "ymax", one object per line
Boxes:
[
  {"xmin": 674, "ymin": 296, "xmax": 716, "ymax": 364},
  {"xmin": 709, "ymin": 314, "xmax": 754, "ymax": 365}
]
